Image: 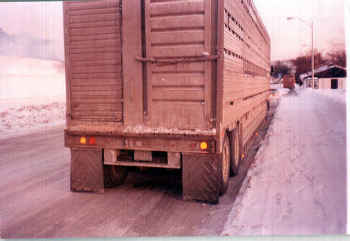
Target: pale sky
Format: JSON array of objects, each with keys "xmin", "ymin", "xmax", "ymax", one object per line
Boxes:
[
  {"xmin": 255, "ymin": 0, "xmax": 346, "ymax": 60},
  {"xmin": 0, "ymin": 0, "xmax": 347, "ymax": 61},
  {"xmin": 0, "ymin": 2, "xmax": 64, "ymax": 60}
]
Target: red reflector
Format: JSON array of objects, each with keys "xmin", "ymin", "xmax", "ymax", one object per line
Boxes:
[{"xmin": 89, "ymin": 137, "xmax": 96, "ymax": 145}]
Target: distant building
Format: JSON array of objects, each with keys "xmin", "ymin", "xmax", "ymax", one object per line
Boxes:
[
  {"xmin": 303, "ymin": 77, "xmax": 319, "ymax": 88},
  {"xmin": 300, "ymin": 65, "xmax": 347, "ymax": 89}
]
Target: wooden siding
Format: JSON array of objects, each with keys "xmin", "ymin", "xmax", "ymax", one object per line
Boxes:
[
  {"xmin": 64, "ymin": 0, "xmax": 123, "ymax": 123},
  {"xmin": 144, "ymin": 0, "xmax": 215, "ymax": 130},
  {"xmin": 222, "ymin": 0, "xmax": 271, "ymax": 147}
]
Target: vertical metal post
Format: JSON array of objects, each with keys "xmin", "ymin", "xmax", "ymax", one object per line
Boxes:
[
  {"xmin": 286, "ymin": 17, "xmax": 315, "ymax": 89},
  {"xmin": 311, "ymin": 21, "xmax": 315, "ymax": 89}
]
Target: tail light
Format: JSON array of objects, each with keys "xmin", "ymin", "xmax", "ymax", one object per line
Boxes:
[
  {"xmin": 80, "ymin": 137, "xmax": 87, "ymax": 144},
  {"xmin": 200, "ymin": 142, "xmax": 208, "ymax": 150},
  {"xmin": 89, "ymin": 137, "xmax": 96, "ymax": 145}
]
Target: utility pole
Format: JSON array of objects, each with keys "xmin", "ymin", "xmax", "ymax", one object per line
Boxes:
[
  {"xmin": 311, "ymin": 21, "xmax": 315, "ymax": 88},
  {"xmin": 287, "ymin": 17, "xmax": 315, "ymax": 89}
]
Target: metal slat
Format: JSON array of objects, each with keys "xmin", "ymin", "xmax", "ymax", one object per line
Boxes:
[{"xmin": 65, "ymin": 0, "xmax": 123, "ymax": 122}]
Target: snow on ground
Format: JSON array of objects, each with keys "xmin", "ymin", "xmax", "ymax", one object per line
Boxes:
[
  {"xmin": 0, "ymin": 56, "xmax": 66, "ymax": 139},
  {"xmin": 310, "ymin": 88, "xmax": 346, "ymax": 105},
  {"xmin": 0, "ymin": 97, "xmax": 66, "ymax": 140},
  {"xmin": 270, "ymin": 85, "xmax": 290, "ymax": 100},
  {"xmin": 222, "ymin": 88, "xmax": 346, "ymax": 235}
]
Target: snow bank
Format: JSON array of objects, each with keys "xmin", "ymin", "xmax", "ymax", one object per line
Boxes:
[
  {"xmin": 0, "ymin": 97, "xmax": 65, "ymax": 140},
  {"xmin": 222, "ymin": 87, "xmax": 346, "ymax": 235},
  {"xmin": 310, "ymin": 88, "xmax": 346, "ymax": 105},
  {"xmin": 0, "ymin": 56, "xmax": 65, "ymax": 100},
  {"xmin": 0, "ymin": 56, "xmax": 66, "ymax": 139},
  {"xmin": 270, "ymin": 87, "xmax": 290, "ymax": 100}
]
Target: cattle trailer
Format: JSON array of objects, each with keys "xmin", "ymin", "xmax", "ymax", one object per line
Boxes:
[{"xmin": 63, "ymin": 0, "xmax": 271, "ymax": 203}]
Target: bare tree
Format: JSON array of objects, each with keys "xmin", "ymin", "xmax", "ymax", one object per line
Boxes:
[
  {"xmin": 291, "ymin": 50, "xmax": 326, "ymax": 82},
  {"xmin": 272, "ymin": 61, "xmax": 291, "ymax": 79},
  {"xmin": 325, "ymin": 50, "xmax": 346, "ymax": 67}
]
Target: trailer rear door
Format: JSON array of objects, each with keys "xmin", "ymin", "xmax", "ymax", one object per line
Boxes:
[
  {"xmin": 142, "ymin": 0, "xmax": 216, "ymax": 130},
  {"xmin": 64, "ymin": 0, "xmax": 123, "ymax": 123},
  {"xmin": 65, "ymin": 0, "xmax": 216, "ymax": 129}
]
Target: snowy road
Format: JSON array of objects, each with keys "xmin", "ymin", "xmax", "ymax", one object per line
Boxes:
[
  {"xmin": 223, "ymin": 88, "xmax": 347, "ymax": 235},
  {"xmin": 0, "ymin": 88, "xmax": 346, "ymax": 238},
  {"xmin": 0, "ymin": 127, "xmax": 244, "ymax": 238}
]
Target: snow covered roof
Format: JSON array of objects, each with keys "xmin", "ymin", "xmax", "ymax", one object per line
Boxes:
[
  {"xmin": 314, "ymin": 64, "xmax": 345, "ymax": 73},
  {"xmin": 300, "ymin": 64, "xmax": 347, "ymax": 80}
]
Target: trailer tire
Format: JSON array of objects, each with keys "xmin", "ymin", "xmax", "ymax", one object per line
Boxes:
[
  {"xmin": 104, "ymin": 165, "xmax": 128, "ymax": 188},
  {"xmin": 220, "ymin": 134, "xmax": 230, "ymax": 195},
  {"xmin": 230, "ymin": 128, "xmax": 241, "ymax": 176}
]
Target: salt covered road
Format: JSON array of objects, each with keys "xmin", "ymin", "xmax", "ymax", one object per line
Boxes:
[
  {"xmin": 223, "ymin": 88, "xmax": 347, "ymax": 235},
  {"xmin": 0, "ymin": 126, "xmax": 246, "ymax": 238}
]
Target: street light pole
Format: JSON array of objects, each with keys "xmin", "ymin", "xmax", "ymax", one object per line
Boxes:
[
  {"xmin": 287, "ymin": 17, "xmax": 315, "ymax": 88},
  {"xmin": 311, "ymin": 21, "xmax": 315, "ymax": 89}
]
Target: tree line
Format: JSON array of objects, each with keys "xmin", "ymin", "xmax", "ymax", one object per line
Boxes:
[{"xmin": 272, "ymin": 49, "xmax": 346, "ymax": 84}]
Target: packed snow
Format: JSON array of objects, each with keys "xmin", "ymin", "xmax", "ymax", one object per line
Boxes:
[
  {"xmin": 269, "ymin": 85, "xmax": 291, "ymax": 108},
  {"xmin": 0, "ymin": 56, "xmax": 66, "ymax": 139},
  {"xmin": 311, "ymin": 88, "xmax": 346, "ymax": 105},
  {"xmin": 222, "ymin": 87, "xmax": 346, "ymax": 235}
]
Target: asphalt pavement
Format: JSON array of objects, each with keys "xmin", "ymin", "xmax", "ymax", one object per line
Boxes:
[{"xmin": 0, "ymin": 126, "xmax": 242, "ymax": 238}]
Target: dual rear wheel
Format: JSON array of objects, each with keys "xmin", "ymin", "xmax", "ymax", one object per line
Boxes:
[
  {"xmin": 220, "ymin": 128, "xmax": 241, "ymax": 195},
  {"xmin": 104, "ymin": 165, "xmax": 128, "ymax": 188},
  {"xmin": 230, "ymin": 129, "xmax": 241, "ymax": 176},
  {"xmin": 220, "ymin": 134, "xmax": 231, "ymax": 195}
]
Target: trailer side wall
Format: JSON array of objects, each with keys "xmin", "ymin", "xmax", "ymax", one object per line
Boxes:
[{"xmin": 222, "ymin": 0, "xmax": 271, "ymax": 147}]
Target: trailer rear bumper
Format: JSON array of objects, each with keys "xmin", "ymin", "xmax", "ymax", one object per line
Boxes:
[
  {"xmin": 64, "ymin": 129, "xmax": 217, "ymax": 154},
  {"xmin": 66, "ymin": 129, "xmax": 221, "ymax": 203}
]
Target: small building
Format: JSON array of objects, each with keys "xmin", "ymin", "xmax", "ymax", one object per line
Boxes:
[
  {"xmin": 303, "ymin": 77, "xmax": 319, "ymax": 88},
  {"xmin": 300, "ymin": 65, "xmax": 347, "ymax": 89}
]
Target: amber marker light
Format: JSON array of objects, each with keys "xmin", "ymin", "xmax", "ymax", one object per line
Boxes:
[
  {"xmin": 80, "ymin": 136, "xmax": 87, "ymax": 144},
  {"xmin": 200, "ymin": 142, "xmax": 208, "ymax": 150},
  {"xmin": 89, "ymin": 137, "xmax": 96, "ymax": 145}
]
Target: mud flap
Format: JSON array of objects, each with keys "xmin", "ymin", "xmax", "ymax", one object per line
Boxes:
[
  {"xmin": 182, "ymin": 153, "xmax": 221, "ymax": 204},
  {"xmin": 70, "ymin": 148, "xmax": 104, "ymax": 193}
]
